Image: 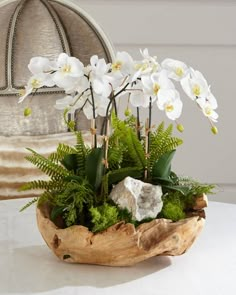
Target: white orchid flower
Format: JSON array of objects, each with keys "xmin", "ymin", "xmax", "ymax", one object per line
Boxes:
[
  {"xmin": 112, "ymin": 51, "xmax": 134, "ymax": 77},
  {"xmin": 142, "ymin": 71, "xmax": 174, "ymax": 101},
  {"xmin": 28, "ymin": 56, "xmax": 53, "ymax": 75},
  {"xmin": 157, "ymin": 89, "xmax": 183, "ymax": 120},
  {"xmin": 18, "ymin": 85, "xmax": 32, "ymax": 103},
  {"xmin": 161, "ymin": 58, "xmax": 189, "ymax": 81},
  {"xmin": 63, "ymin": 76, "xmax": 89, "ymax": 95},
  {"xmin": 132, "ymin": 48, "xmax": 160, "ymax": 81},
  {"xmin": 196, "ymin": 91, "xmax": 218, "ymax": 122},
  {"xmin": 181, "ymin": 68, "xmax": 208, "ymax": 100},
  {"xmin": 89, "ymin": 55, "xmax": 112, "ymax": 97},
  {"xmin": 129, "ymin": 81, "xmax": 150, "ymax": 108},
  {"xmin": 18, "ymin": 73, "xmax": 55, "ymax": 103},
  {"xmin": 53, "ymin": 53, "xmax": 84, "ymax": 90},
  {"xmin": 83, "ymin": 94, "xmax": 110, "ymax": 119}
]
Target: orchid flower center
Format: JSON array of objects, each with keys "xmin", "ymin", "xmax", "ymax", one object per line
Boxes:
[
  {"xmin": 175, "ymin": 67, "xmax": 184, "ymax": 77},
  {"xmin": 192, "ymin": 84, "xmax": 201, "ymax": 96},
  {"xmin": 153, "ymin": 83, "xmax": 160, "ymax": 95},
  {"xmin": 205, "ymin": 106, "xmax": 212, "ymax": 116},
  {"xmin": 135, "ymin": 63, "xmax": 148, "ymax": 72},
  {"xmin": 165, "ymin": 103, "xmax": 174, "ymax": 112},
  {"xmin": 19, "ymin": 89, "xmax": 26, "ymax": 97},
  {"xmin": 31, "ymin": 79, "xmax": 40, "ymax": 88},
  {"xmin": 62, "ymin": 64, "xmax": 72, "ymax": 74},
  {"xmin": 112, "ymin": 61, "xmax": 122, "ymax": 71}
]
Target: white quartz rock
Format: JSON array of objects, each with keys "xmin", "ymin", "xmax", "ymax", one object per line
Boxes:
[{"xmin": 109, "ymin": 177, "xmax": 163, "ymax": 221}]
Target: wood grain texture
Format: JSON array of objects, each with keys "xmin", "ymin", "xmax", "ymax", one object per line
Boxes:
[{"xmin": 36, "ymin": 202, "xmax": 206, "ymax": 266}]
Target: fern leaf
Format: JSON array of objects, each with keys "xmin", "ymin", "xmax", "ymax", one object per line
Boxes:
[
  {"xmin": 19, "ymin": 180, "xmax": 64, "ymax": 192},
  {"xmin": 49, "ymin": 143, "xmax": 77, "ymax": 163},
  {"xmin": 26, "ymin": 148, "xmax": 71, "ymax": 180},
  {"xmin": 148, "ymin": 123, "xmax": 183, "ymax": 170},
  {"xmin": 75, "ymin": 131, "xmax": 89, "ymax": 172},
  {"xmin": 19, "ymin": 198, "xmax": 38, "ymax": 212}
]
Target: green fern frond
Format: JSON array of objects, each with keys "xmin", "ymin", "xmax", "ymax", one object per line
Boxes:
[
  {"xmin": 19, "ymin": 198, "xmax": 38, "ymax": 212},
  {"xmin": 19, "ymin": 180, "xmax": 64, "ymax": 192},
  {"xmin": 75, "ymin": 131, "xmax": 89, "ymax": 172},
  {"xmin": 149, "ymin": 122, "xmax": 183, "ymax": 170},
  {"xmin": 111, "ymin": 115, "xmax": 146, "ymax": 169},
  {"xmin": 48, "ymin": 143, "xmax": 77, "ymax": 163},
  {"xmin": 26, "ymin": 148, "xmax": 71, "ymax": 180},
  {"xmin": 55, "ymin": 180, "xmax": 94, "ymax": 227},
  {"xmin": 38, "ymin": 191, "xmax": 55, "ymax": 206}
]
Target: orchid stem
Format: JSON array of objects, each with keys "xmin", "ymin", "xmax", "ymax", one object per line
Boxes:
[
  {"xmin": 148, "ymin": 97, "xmax": 152, "ymax": 154},
  {"xmin": 136, "ymin": 107, "xmax": 141, "ymax": 140},
  {"xmin": 144, "ymin": 97, "xmax": 152, "ymax": 180},
  {"xmin": 90, "ymin": 84, "xmax": 97, "ymax": 148}
]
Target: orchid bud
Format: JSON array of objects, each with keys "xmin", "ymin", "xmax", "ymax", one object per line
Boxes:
[
  {"xmin": 177, "ymin": 124, "xmax": 184, "ymax": 133},
  {"xmin": 24, "ymin": 107, "xmax": 32, "ymax": 117},
  {"xmin": 211, "ymin": 126, "xmax": 218, "ymax": 135}
]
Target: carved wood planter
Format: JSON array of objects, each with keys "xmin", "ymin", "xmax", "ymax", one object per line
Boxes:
[{"xmin": 36, "ymin": 196, "xmax": 207, "ymax": 266}]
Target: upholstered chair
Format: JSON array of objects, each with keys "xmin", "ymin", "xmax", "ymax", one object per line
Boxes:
[{"xmin": 0, "ymin": 0, "xmax": 114, "ymax": 199}]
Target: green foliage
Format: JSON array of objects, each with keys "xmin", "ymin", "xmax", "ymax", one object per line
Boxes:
[
  {"xmin": 54, "ymin": 180, "xmax": 94, "ymax": 227},
  {"xmin": 177, "ymin": 177, "xmax": 216, "ymax": 196},
  {"xmin": 75, "ymin": 131, "xmax": 89, "ymax": 173},
  {"xmin": 89, "ymin": 203, "xmax": 119, "ymax": 232},
  {"xmin": 160, "ymin": 200, "xmax": 186, "ymax": 221},
  {"xmin": 85, "ymin": 147, "xmax": 104, "ymax": 190},
  {"xmin": 111, "ymin": 113, "xmax": 146, "ymax": 169},
  {"xmin": 20, "ymin": 113, "xmax": 214, "ymax": 231},
  {"xmin": 19, "ymin": 180, "xmax": 64, "ymax": 192},
  {"xmin": 48, "ymin": 143, "xmax": 77, "ymax": 163},
  {"xmin": 149, "ymin": 122, "xmax": 183, "ymax": 171},
  {"xmin": 25, "ymin": 148, "xmax": 71, "ymax": 180},
  {"xmin": 19, "ymin": 198, "xmax": 38, "ymax": 212},
  {"xmin": 152, "ymin": 150, "xmax": 176, "ymax": 182}
]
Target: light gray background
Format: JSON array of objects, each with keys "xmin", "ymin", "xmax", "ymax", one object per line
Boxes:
[{"xmin": 71, "ymin": 0, "xmax": 236, "ymax": 204}]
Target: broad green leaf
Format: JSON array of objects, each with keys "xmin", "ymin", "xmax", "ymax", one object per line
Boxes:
[
  {"xmin": 162, "ymin": 185, "xmax": 191, "ymax": 195},
  {"xmin": 152, "ymin": 150, "xmax": 176, "ymax": 179},
  {"xmin": 108, "ymin": 167, "xmax": 142, "ymax": 185},
  {"xmin": 61, "ymin": 154, "xmax": 78, "ymax": 172},
  {"xmin": 85, "ymin": 148, "xmax": 104, "ymax": 190}
]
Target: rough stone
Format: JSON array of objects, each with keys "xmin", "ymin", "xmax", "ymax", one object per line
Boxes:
[{"xmin": 109, "ymin": 177, "xmax": 163, "ymax": 221}]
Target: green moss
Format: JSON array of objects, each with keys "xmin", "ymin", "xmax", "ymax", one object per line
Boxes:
[
  {"xmin": 161, "ymin": 202, "xmax": 185, "ymax": 221},
  {"xmin": 89, "ymin": 204, "xmax": 119, "ymax": 233}
]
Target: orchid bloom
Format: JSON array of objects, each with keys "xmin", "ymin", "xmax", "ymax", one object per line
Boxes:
[
  {"xmin": 181, "ymin": 69, "xmax": 208, "ymax": 100},
  {"xmin": 19, "ymin": 49, "xmax": 218, "ymax": 132},
  {"xmin": 161, "ymin": 58, "xmax": 189, "ymax": 81},
  {"xmin": 111, "ymin": 51, "xmax": 134, "ymax": 78},
  {"xmin": 132, "ymin": 48, "xmax": 160, "ymax": 81},
  {"xmin": 197, "ymin": 91, "xmax": 218, "ymax": 122},
  {"xmin": 89, "ymin": 55, "xmax": 112, "ymax": 97},
  {"xmin": 18, "ymin": 73, "xmax": 55, "ymax": 103},
  {"xmin": 53, "ymin": 53, "xmax": 84, "ymax": 91},
  {"xmin": 142, "ymin": 71, "xmax": 174, "ymax": 101},
  {"xmin": 83, "ymin": 94, "xmax": 110, "ymax": 120},
  {"xmin": 157, "ymin": 89, "xmax": 183, "ymax": 120},
  {"xmin": 129, "ymin": 80, "xmax": 149, "ymax": 108}
]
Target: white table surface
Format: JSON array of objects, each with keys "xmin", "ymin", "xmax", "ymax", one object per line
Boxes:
[{"xmin": 0, "ymin": 198, "xmax": 236, "ymax": 295}]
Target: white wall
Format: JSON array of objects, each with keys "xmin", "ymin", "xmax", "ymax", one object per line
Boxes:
[{"xmin": 72, "ymin": 0, "xmax": 236, "ymax": 203}]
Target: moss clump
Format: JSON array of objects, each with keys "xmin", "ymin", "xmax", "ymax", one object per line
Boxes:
[
  {"xmin": 89, "ymin": 204, "xmax": 119, "ymax": 233},
  {"xmin": 161, "ymin": 202, "xmax": 186, "ymax": 221}
]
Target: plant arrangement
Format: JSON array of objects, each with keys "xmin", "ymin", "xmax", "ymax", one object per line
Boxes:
[{"xmin": 18, "ymin": 49, "xmax": 218, "ymax": 265}]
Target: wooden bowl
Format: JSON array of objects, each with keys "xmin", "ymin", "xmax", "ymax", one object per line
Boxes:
[{"xmin": 36, "ymin": 196, "xmax": 207, "ymax": 266}]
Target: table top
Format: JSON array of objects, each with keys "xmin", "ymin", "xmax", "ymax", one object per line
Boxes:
[{"xmin": 0, "ymin": 198, "xmax": 235, "ymax": 295}]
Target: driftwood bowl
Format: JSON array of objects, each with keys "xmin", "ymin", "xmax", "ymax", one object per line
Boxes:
[{"xmin": 36, "ymin": 195, "xmax": 207, "ymax": 266}]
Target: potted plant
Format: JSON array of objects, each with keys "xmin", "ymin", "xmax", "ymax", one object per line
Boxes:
[{"xmin": 19, "ymin": 49, "xmax": 217, "ymax": 266}]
